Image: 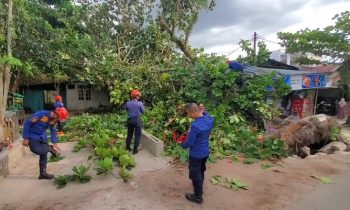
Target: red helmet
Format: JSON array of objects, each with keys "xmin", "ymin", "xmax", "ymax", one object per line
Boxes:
[
  {"xmin": 131, "ymin": 90, "xmax": 141, "ymax": 98},
  {"xmin": 55, "ymin": 107, "xmax": 69, "ymax": 122},
  {"xmin": 55, "ymin": 95, "xmax": 62, "ymax": 102}
]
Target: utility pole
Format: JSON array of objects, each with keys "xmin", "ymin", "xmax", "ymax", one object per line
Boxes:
[{"xmin": 253, "ymin": 32, "xmax": 257, "ymax": 56}]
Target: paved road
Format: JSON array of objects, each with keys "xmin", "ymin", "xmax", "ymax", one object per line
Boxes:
[{"xmin": 283, "ymin": 160, "xmax": 350, "ymax": 210}]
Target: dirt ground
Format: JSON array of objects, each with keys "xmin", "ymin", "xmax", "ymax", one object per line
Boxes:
[
  {"xmin": 1, "ymin": 120, "xmax": 350, "ymax": 210},
  {"xmin": 1, "ymin": 144, "xmax": 350, "ymax": 210}
]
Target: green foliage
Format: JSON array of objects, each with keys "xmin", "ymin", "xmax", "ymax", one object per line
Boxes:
[
  {"xmin": 210, "ymin": 175, "xmax": 248, "ymax": 191},
  {"xmin": 96, "ymin": 157, "xmax": 114, "ymax": 175},
  {"xmin": 119, "ymin": 166, "xmax": 134, "ymax": 183},
  {"xmin": 59, "ymin": 133, "xmax": 76, "ymax": 142},
  {"xmin": 119, "ymin": 154, "xmax": 136, "ymax": 168},
  {"xmin": 243, "ymin": 158, "xmax": 258, "ymax": 165},
  {"xmin": 53, "ymin": 175, "xmax": 72, "ymax": 189},
  {"xmin": 294, "ymin": 56, "xmax": 322, "ymax": 65},
  {"xmin": 0, "ymin": 55, "xmax": 22, "ymax": 67},
  {"xmin": 72, "ymin": 139, "xmax": 88, "ymax": 152},
  {"xmin": 111, "ymin": 147, "xmax": 128, "ymax": 160},
  {"xmin": 330, "ymin": 127, "xmax": 341, "ymax": 141},
  {"xmin": 61, "ymin": 114, "xmax": 136, "ymax": 182},
  {"xmin": 142, "ymin": 102, "xmax": 170, "ymax": 139},
  {"xmin": 95, "ymin": 147, "xmax": 112, "ymax": 159},
  {"xmin": 210, "ymin": 126, "xmax": 289, "ymax": 161},
  {"xmin": 311, "ymin": 175, "xmax": 334, "ymax": 184},
  {"xmin": 53, "ymin": 164, "xmax": 91, "ymax": 189},
  {"xmin": 164, "ymin": 143, "xmax": 189, "ymax": 163},
  {"xmin": 237, "ymin": 40, "xmax": 271, "ymax": 66},
  {"xmin": 48, "ymin": 155, "xmax": 64, "ymax": 162},
  {"xmin": 72, "ymin": 164, "xmax": 92, "ymax": 184},
  {"xmin": 278, "ymin": 11, "xmax": 350, "ymax": 61},
  {"xmin": 234, "ymin": 73, "xmax": 291, "ymax": 120},
  {"xmin": 261, "ymin": 162, "xmax": 274, "ymax": 169}
]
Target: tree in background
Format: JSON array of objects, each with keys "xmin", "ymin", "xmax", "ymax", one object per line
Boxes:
[
  {"xmin": 278, "ymin": 11, "xmax": 350, "ymax": 62},
  {"xmin": 236, "ymin": 39, "xmax": 271, "ymax": 66},
  {"xmin": 0, "ymin": 0, "xmax": 13, "ymax": 140}
]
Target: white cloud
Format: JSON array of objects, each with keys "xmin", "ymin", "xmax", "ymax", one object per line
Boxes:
[{"xmin": 190, "ymin": 0, "xmax": 350, "ymax": 59}]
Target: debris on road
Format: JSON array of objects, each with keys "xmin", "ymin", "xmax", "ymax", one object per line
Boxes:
[
  {"xmin": 210, "ymin": 175, "xmax": 248, "ymax": 191},
  {"xmin": 311, "ymin": 175, "xmax": 334, "ymax": 184}
]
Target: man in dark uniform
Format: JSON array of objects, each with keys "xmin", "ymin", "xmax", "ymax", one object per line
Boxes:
[
  {"xmin": 124, "ymin": 89, "xmax": 144, "ymax": 154},
  {"xmin": 22, "ymin": 108, "xmax": 68, "ymax": 179},
  {"xmin": 54, "ymin": 95, "xmax": 65, "ymax": 135},
  {"xmin": 180, "ymin": 103, "xmax": 214, "ymax": 204}
]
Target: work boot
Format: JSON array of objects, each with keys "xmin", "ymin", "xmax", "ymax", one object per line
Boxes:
[
  {"xmin": 132, "ymin": 149, "xmax": 138, "ymax": 155},
  {"xmin": 39, "ymin": 170, "xmax": 54, "ymax": 180},
  {"xmin": 49, "ymin": 145, "xmax": 60, "ymax": 157},
  {"xmin": 185, "ymin": 193, "xmax": 203, "ymax": 204}
]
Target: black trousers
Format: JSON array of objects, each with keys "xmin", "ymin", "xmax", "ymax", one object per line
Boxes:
[
  {"xmin": 57, "ymin": 121, "xmax": 64, "ymax": 132},
  {"xmin": 29, "ymin": 140, "xmax": 50, "ymax": 174},
  {"xmin": 189, "ymin": 156, "xmax": 208, "ymax": 197},
  {"xmin": 126, "ymin": 117, "xmax": 142, "ymax": 150}
]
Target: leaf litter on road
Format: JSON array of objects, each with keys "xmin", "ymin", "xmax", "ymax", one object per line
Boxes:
[
  {"xmin": 210, "ymin": 175, "xmax": 248, "ymax": 191},
  {"xmin": 311, "ymin": 175, "xmax": 334, "ymax": 184}
]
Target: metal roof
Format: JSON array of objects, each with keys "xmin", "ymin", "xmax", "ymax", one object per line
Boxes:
[{"xmin": 243, "ymin": 66, "xmax": 330, "ymax": 76}]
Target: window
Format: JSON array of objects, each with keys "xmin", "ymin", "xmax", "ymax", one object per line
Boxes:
[
  {"xmin": 68, "ymin": 84, "xmax": 75, "ymax": 89},
  {"xmin": 78, "ymin": 89, "xmax": 84, "ymax": 100},
  {"xmin": 85, "ymin": 89, "xmax": 91, "ymax": 100},
  {"xmin": 77, "ymin": 84, "xmax": 91, "ymax": 100}
]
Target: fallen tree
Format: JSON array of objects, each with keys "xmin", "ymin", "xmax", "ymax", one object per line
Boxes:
[{"xmin": 268, "ymin": 114, "xmax": 344, "ymax": 157}]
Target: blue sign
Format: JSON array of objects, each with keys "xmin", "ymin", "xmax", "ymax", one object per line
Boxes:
[
  {"xmin": 284, "ymin": 76, "xmax": 291, "ymax": 86},
  {"xmin": 302, "ymin": 74, "xmax": 327, "ymax": 89}
]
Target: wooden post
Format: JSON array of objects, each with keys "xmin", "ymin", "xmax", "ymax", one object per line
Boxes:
[{"xmin": 313, "ymin": 89, "xmax": 319, "ymax": 115}]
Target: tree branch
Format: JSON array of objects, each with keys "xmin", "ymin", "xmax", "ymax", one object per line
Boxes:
[{"xmin": 159, "ymin": 15, "xmax": 195, "ymax": 64}]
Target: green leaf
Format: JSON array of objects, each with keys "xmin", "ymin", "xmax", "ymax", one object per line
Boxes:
[
  {"xmin": 261, "ymin": 163, "xmax": 273, "ymax": 169},
  {"xmin": 311, "ymin": 175, "xmax": 334, "ymax": 184},
  {"xmin": 96, "ymin": 157, "xmax": 114, "ymax": 175},
  {"xmin": 243, "ymin": 158, "xmax": 258, "ymax": 165},
  {"xmin": 208, "ymin": 155, "xmax": 217, "ymax": 163},
  {"xmin": 116, "ymin": 134, "xmax": 126, "ymax": 139},
  {"xmin": 119, "ymin": 154, "xmax": 136, "ymax": 168},
  {"xmin": 319, "ymin": 177, "xmax": 334, "ymax": 184},
  {"xmin": 230, "ymin": 178, "xmax": 248, "ymax": 190},
  {"xmin": 210, "ymin": 177, "xmax": 220, "ymax": 185},
  {"xmin": 48, "ymin": 156, "xmax": 64, "ymax": 162},
  {"xmin": 53, "ymin": 175, "xmax": 72, "ymax": 189},
  {"xmin": 180, "ymin": 152, "xmax": 189, "ymax": 163}
]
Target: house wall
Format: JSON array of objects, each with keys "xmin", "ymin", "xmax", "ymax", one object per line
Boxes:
[{"xmin": 66, "ymin": 82, "xmax": 111, "ymax": 111}]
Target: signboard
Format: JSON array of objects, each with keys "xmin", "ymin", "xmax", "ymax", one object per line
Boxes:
[
  {"xmin": 284, "ymin": 74, "xmax": 327, "ymax": 90},
  {"xmin": 284, "ymin": 75, "xmax": 302, "ymax": 90},
  {"xmin": 302, "ymin": 74, "xmax": 327, "ymax": 89}
]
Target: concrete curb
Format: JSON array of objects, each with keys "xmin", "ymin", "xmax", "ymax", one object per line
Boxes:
[
  {"xmin": 0, "ymin": 138, "xmax": 27, "ymax": 181},
  {"xmin": 0, "ymin": 150, "xmax": 9, "ymax": 179},
  {"xmin": 140, "ymin": 130, "xmax": 164, "ymax": 157}
]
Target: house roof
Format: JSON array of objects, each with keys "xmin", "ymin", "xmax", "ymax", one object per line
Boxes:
[
  {"xmin": 259, "ymin": 59, "xmax": 300, "ymax": 70},
  {"xmin": 243, "ymin": 66, "xmax": 322, "ymax": 76},
  {"xmin": 21, "ymin": 75, "xmax": 70, "ymax": 86},
  {"xmin": 300, "ymin": 64, "xmax": 341, "ymax": 73}
]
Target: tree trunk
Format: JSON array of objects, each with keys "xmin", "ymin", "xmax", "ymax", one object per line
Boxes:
[
  {"xmin": 9, "ymin": 71, "xmax": 20, "ymax": 93},
  {"xmin": 0, "ymin": 0, "xmax": 13, "ymax": 141}
]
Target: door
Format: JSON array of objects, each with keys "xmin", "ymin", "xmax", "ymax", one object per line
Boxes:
[{"xmin": 24, "ymin": 89, "xmax": 44, "ymax": 113}]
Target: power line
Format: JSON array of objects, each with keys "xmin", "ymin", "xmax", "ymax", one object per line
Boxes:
[
  {"xmin": 225, "ymin": 35, "xmax": 255, "ymax": 57},
  {"xmin": 224, "ymin": 41, "xmax": 241, "ymax": 57},
  {"xmin": 225, "ymin": 46, "xmax": 241, "ymax": 57},
  {"xmin": 256, "ymin": 34, "xmax": 280, "ymax": 45}
]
